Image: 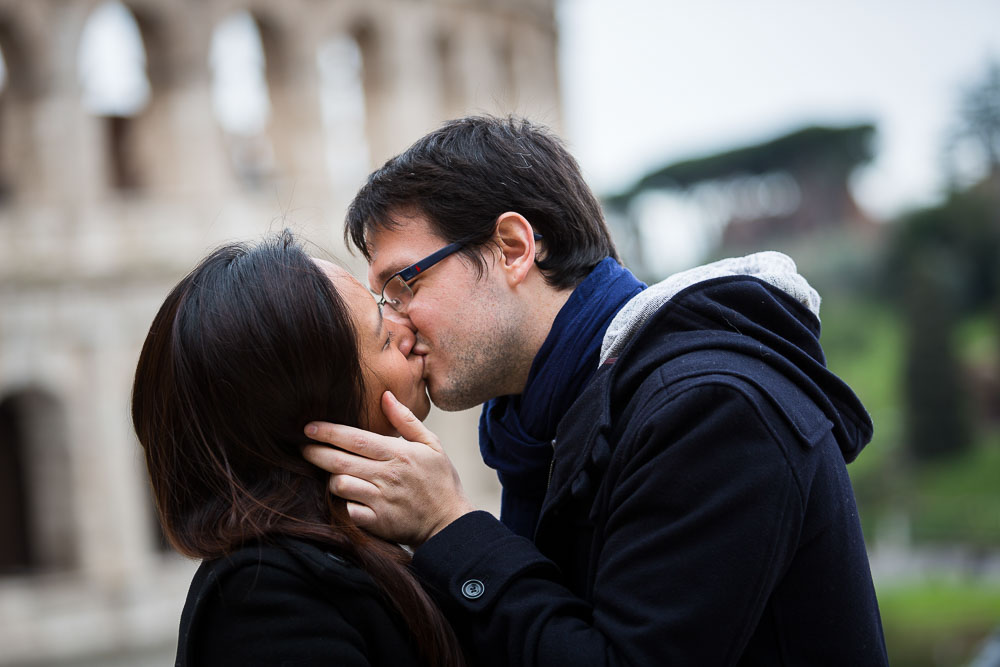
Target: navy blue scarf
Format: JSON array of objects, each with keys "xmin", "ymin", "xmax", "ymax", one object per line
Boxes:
[{"xmin": 478, "ymin": 258, "xmax": 645, "ymax": 538}]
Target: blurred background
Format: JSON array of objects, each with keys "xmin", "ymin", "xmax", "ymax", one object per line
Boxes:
[{"xmin": 0, "ymin": 0, "xmax": 997, "ymax": 665}]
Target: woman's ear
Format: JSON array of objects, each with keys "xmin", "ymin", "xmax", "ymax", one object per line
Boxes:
[{"xmin": 493, "ymin": 212, "xmax": 536, "ymax": 287}]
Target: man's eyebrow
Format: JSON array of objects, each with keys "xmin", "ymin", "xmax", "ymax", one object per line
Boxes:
[{"xmin": 373, "ymin": 261, "xmax": 410, "ymax": 288}]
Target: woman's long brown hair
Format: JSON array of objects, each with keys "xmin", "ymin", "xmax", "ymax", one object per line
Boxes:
[{"xmin": 131, "ymin": 230, "xmax": 464, "ymax": 666}]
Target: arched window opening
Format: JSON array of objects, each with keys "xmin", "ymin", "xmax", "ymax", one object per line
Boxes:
[
  {"xmin": 317, "ymin": 34, "xmax": 369, "ymax": 193},
  {"xmin": 77, "ymin": 1, "xmax": 151, "ymax": 191},
  {"xmin": 0, "ymin": 390, "xmax": 74, "ymax": 575},
  {"xmin": 0, "ymin": 394, "xmax": 32, "ymax": 573},
  {"xmin": 209, "ymin": 11, "xmax": 274, "ymax": 188}
]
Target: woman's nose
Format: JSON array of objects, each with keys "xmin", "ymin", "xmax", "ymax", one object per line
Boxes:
[
  {"xmin": 386, "ymin": 319, "xmax": 417, "ymax": 357},
  {"xmin": 381, "ymin": 303, "xmax": 418, "ymax": 331}
]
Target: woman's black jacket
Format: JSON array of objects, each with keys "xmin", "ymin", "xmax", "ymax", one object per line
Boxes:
[{"xmin": 175, "ymin": 537, "xmax": 422, "ymax": 666}]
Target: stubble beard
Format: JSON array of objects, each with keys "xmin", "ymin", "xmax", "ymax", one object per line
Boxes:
[{"xmin": 427, "ymin": 309, "xmax": 529, "ymax": 412}]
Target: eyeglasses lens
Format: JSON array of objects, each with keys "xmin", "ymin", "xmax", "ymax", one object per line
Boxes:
[{"xmin": 382, "ymin": 276, "xmax": 411, "ymax": 313}]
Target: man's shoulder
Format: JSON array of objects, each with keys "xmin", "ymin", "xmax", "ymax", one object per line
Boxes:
[{"xmin": 561, "ymin": 339, "xmax": 833, "ymax": 463}]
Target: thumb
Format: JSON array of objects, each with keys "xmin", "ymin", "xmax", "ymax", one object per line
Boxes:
[{"xmin": 382, "ymin": 391, "xmax": 440, "ymax": 450}]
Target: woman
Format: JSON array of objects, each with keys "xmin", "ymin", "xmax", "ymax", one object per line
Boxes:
[{"xmin": 131, "ymin": 230, "xmax": 465, "ymax": 666}]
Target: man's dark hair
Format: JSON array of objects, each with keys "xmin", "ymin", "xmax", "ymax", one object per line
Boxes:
[{"xmin": 345, "ymin": 115, "xmax": 619, "ymax": 290}]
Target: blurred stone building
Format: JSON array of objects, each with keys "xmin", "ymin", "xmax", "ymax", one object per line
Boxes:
[{"xmin": 0, "ymin": 0, "xmax": 560, "ymax": 663}]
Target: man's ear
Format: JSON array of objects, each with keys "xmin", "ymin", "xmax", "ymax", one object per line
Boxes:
[{"xmin": 493, "ymin": 212, "xmax": 537, "ymax": 287}]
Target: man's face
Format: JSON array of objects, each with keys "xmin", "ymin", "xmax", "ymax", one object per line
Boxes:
[{"xmin": 366, "ymin": 213, "xmax": 526, "ymax": 411}]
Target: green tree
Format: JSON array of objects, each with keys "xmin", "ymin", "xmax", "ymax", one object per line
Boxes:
[
  {"xmin": 886, "ymin": 189, "xmax": 999, "ymax": 460},
  {"xmin": 900, "ymin": 249, "xmax": 970, "ymax": 460},
  {"xmin": 955, "ymin": 60, "xmax": 1000, "ymax": 176}
]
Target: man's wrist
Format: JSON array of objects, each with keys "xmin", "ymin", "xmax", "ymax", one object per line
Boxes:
[{"xmin": 421, "ymin": 500, "xmax": 477, "ymax": 546}]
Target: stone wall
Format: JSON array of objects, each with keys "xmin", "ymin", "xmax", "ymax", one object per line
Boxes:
[{"xmin": 0, "ymin": 0, "xmax": 560, "ymax": 662}]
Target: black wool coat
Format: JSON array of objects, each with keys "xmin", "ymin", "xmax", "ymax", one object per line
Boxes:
[
  {"xmin": 175, "ymin": 538, "xmax": 423, "ymax": 666},
  {"xmin": 412, "ymin": 276, "xmax": 889, "ymax": 666}
]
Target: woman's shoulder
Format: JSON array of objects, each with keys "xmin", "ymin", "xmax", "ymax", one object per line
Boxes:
[
  {"xmin": 177, "ymin": 538, "xmax": 418, "ymax": 666},
  {"xmin": 195, "ymin": 537, "xmax": 377, "ymax": 596}
]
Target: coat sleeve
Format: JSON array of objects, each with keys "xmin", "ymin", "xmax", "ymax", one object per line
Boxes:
[
  {"xmin": 411, "ymin": 382, "xmax": 806, "ymax": 667},
  {"xmin": 190, "ymin": 559, "xmax": 374, "ymax": 666}
]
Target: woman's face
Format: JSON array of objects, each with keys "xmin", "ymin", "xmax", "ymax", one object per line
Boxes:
[{"xmin": 313, "ymin": 259, "xmax": 431, "ymax": 435}]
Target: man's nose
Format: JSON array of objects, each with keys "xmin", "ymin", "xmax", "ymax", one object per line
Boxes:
[{"xmin": 386, "ymin": 318, "xmax": 417, "ymax": 357}]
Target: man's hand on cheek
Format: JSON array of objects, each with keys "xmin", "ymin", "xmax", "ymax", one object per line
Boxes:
[{"xmin": 302, "ymin": 391, "xmax": 476, "ymax": 547}]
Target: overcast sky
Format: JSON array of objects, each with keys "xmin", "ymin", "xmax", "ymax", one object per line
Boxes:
[{"xmin": 557, "ymin": 0, "xmax": 1000, "ymax": 221}]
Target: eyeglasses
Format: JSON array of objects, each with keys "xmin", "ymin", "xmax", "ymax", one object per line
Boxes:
[
  {"xmin": 377, "ymin": 232, "xmax": 542, "ymax": 318},
  {"xmin": 377, "ymin": 241, "xmax": 465, "ymax": 317}
]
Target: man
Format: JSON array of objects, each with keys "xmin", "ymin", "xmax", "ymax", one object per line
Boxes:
[{"xmin": 304, "ymin": 116, "xmax": 888, "ymax": 665}]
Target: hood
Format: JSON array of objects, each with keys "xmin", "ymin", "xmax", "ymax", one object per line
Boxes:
[
  {"xmin": 601, "ymin": 251, "xmax": 821, "ymax": 364},
  {"xmin": 602, "ymin": 255, "xmax": 872, "ymax": 463}
]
